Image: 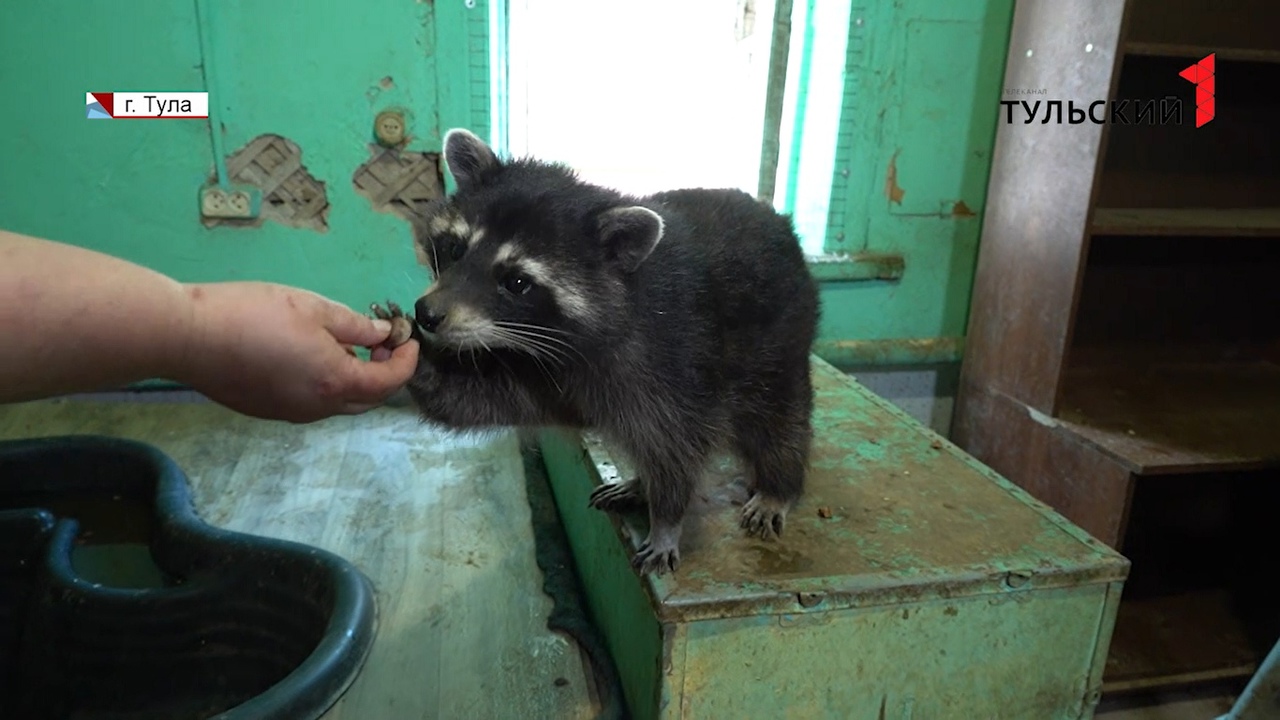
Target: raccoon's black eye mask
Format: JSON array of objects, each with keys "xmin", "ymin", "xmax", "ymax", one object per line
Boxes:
[{"xmin": 499, "ymin": 269, "xmax": 533, "ymax": 296}]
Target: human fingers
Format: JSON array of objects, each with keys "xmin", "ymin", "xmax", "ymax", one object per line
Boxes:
[
  {"xmin": 315, "ymin": 295, "xmax": 393, "ymax": 347},
  {"xmin": 337, "ymin": 339, "xmax": 420, "ymax": 403},
  {"xmin": 388, "ymin": 339, "xmax": 419, "ymax": 371}
]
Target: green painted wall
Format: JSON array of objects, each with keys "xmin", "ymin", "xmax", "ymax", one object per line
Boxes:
[
  {"xmin": 0, "ymin": 0, "xmax": 1013, "ymax": 371},
  {"xmin": 802, "ymin": 0, "xmax": 1015, "ymax": 366},
  {"xmin": 0, "ymin": 0, "xmax": 488, "ymax": 316}
]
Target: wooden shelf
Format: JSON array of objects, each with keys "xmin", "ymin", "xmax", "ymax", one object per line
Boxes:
[
  {"xmin": 1123, "ymin": 0, "xmax": 1280, "ymax": 70},
  {"xmin": 1124, "ymin": 42, "xmax": 1280, "ymax": 65},
  {"xmin": 1103, "ymin": 588, "xmax": 1261, "ymax": 694},
  {"xmin": 958, "ymin": 2, "xmax": 1280, "ymax": 699},
  {"xmin": 1091, "ymin": 208, "xmax": 1280, "ymax": 237},
  {"xmin": 1056, "ymin": 349, "xmax": 1280, "ymax": 475},
  {"xmin": 1102, "ymin": 468, "xmax": 1280, "ymax": 695}
]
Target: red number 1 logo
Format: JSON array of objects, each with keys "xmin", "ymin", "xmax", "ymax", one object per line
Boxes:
[{"xmin": 1178, "ymin": 53, "xmax": 1215, "ymax": 128}]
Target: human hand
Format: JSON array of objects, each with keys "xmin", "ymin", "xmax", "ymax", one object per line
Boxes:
[{"xmin": 173, "ymin": 281, "xmax": 420, "ymax": 423}]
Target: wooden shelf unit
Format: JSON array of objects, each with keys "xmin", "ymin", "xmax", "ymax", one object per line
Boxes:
[
  {"xmin": 1091, "ymin": 208, "xmax": 1280, "ymax": 237},
  {"xmin": 1124, "ymin": 43, "xmax": 1280, "ymax": 65},
  {"xmin": 1104, "ymin": 588, "xmax": 1263, "ymax": 693},
  {"xmin": 954, "ymin": 0, "xmax": 1280, "ymax": 697},
  {"xmin": 1057, "ymin": 349, "xmax": 1280, "ymax": 476},
  {"xmin": 1121, "ymin": 0, "xmax": 1280, "ymax": 65}
]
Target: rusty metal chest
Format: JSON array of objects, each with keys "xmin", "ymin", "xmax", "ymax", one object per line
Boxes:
[{"xmin": 539, "ymin": 357, "xmax": 1129, "ymax": 719}]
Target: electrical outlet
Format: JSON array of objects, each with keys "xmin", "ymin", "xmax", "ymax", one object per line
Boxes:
[
  {"xmin": 200, "ymin": 185, "xmax": 260, "ymax": 219},
  {"xmin": 227, "ymin": 191, "xmax": 251, "ymax": 216},
  {"xmin": 201, "ymin": 188, "xmax": 228, "ymax": 216}
]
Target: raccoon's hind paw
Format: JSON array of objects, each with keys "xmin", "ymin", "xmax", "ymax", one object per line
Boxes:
[
  {"xmin": 370, "ymin": 300, "xmax": 416, "ymax": 348},
  {"xmin": 740, "ymin": 493, "xmax": 790, "ymax": 541},
  {"xmin": 588, "ymin": 479, "xmax": 646, "ymax": 514},
  {"xmin": 631, "ymin": 539, "xmax": 680, "ymax": 576}
]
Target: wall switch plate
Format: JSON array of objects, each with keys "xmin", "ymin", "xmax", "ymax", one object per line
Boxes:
[{"xmin": 200, "ymin": 184, "xmax": 261, "ymax": 219}]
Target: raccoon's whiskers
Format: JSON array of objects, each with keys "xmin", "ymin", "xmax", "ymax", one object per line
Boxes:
[
  {"xmin": 487, "ymin": 327, "xmax": 570, "ymax": 368},
  {"xmin": 475, "ymin": 335, "xmax": 496, "ymax": 372},
  {"xmin": 498, "ymin": 321, "xmax": 576, "ymax": 337},
  {"xmin": 505, "ymin": 336, "xmax": 566, "ymax": 394},
  {"xmin": 482, "ymin": 326, "xmax": 560, "ymax": 384},
  {"xmin": 489, "ymin": 329, "xmax": 567, "ymax": 365},
  {"xmin": 518, "ymin": 347, "xmax": 563, "ymax": 394},
  {"xmin": 486, "ymin": 328, "xmax": 564, "ymax": 375},
  {"xmin": 537, "ymin": 356, "xmax": 564, "ymax": 394},
  {"xmin": 493, "ymin": 350, "xmax": 553, "ymax": 394},
  {"xmin": 493, "ymin": 321, "xmax": 588, "ymax": 363}
]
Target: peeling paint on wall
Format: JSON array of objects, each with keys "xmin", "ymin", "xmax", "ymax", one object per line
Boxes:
[
  {"xmin": 352, "ymin": 146, "xmax": 444, "ymax": 222},
  {"xmin": 365, "ymin": 75, "xmax": 396, "ymax": 104},
  {"xmin": 204, "ymin": 134, "xmax": 329, "ymax": 233},
  {"xmin": 884, "ymin": 150, "xmax": 906, "ymax": 204}
]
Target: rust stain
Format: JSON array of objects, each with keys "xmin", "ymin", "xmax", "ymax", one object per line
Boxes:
[
  {"xmin": 573, "ymin": 361, "xmax": 1128, "ymax": 625},
  {"xmin": 367, "ymin": 77, "xmax": 395, "ymax": 105},
  {"xmin": 827, "ymin": 337, "xmax": 965, "ymax": 365},
  {"xmin": 618, "ymin": 363, "xmax": 1102, "ymax": 599},
  {"xmin": 952, "ymin": 200, "xmax": 977, "ymax": 217},
  {"xmin": 884, "ymin": 150, "xmax": 905, "ymax": 204}
]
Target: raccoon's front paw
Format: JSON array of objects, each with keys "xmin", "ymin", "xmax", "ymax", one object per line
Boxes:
[
  {"xmin": 740, "ymin": 493, "xmax": 790, "ymax": 541},
  {"xmin": 370, "ymin": 300, "xmax": 416, "ymax": 348},
  {"xmin": 631, "ymin": 538, "xmax": 680, "ymax": 576},
  {"xmin": 588, "ymin": 478, "xmax": 646, "ymax": 514}
]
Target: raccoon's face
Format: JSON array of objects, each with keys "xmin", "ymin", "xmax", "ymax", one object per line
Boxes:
[{"xmin": 408, "ymin": 128, "xmax": 665, "ymax": 359}]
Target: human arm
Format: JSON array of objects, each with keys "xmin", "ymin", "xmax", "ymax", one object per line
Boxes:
[{"xmin": 0, "ymin": 229, "xmax": 419, "ymax": 422}]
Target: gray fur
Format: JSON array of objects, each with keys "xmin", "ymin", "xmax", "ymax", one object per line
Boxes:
[{"xmin": 382, "ymin": 128, "xmax": 821, "ymax": 575}]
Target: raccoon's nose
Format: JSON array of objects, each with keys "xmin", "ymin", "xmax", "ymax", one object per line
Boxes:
[{"xmin": 415, "ymin": 297, "xmax": 445, "ymax": 333}]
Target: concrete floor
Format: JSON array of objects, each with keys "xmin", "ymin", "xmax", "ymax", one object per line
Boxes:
[
  {"xmin": 0, "ymin": 393, "xmax": 599, "ymax": 719},
  {"xmin": 2, "ymin": 389, "xmax": 1258, "ymax": 719}
]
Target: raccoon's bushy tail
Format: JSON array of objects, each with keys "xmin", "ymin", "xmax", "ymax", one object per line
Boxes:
[{"xmin": 521, "ymin": 440, "xmax": 629, "ymax": 720}]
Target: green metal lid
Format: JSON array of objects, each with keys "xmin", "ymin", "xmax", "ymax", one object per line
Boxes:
[{"xmin": 580, "ymin": 358, "xmax": 1130, "ymax": 623}]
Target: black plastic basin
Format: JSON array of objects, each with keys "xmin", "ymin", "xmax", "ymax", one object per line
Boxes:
[{"xmin": 0, "ymin": 435, "xmax": 377, "ymax": 720}]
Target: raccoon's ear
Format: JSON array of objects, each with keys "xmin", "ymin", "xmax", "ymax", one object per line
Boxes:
[
  {"xmin": 599, "ymin": 206, "xmax": 665, "ymax": 273},
  {"xmin": 443, "ymin": 128, "xmax": 500, "ymax": 190}
]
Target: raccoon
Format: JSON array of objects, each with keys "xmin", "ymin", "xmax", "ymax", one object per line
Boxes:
[{"xmin": 374, "ymin": 128, "xmax": 821, "ymax": 575}]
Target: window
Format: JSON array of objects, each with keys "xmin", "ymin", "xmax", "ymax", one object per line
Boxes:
[
  {"xmin": 503, "ymin": 0, "xmax": 848, "ymax": 256},
  {"xmin": 773, "ymin": 0, "xmax": 852, "ymax": 255}
]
